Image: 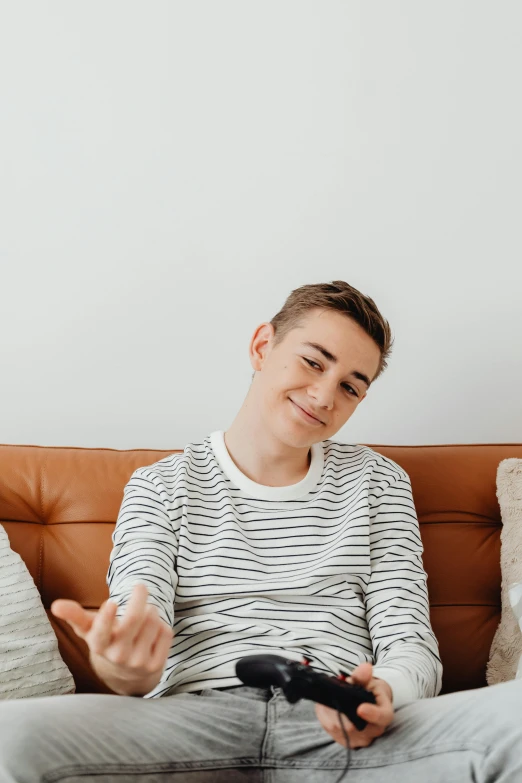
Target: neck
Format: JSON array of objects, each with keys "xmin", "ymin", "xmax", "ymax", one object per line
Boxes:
[{"xmin": 224, "ymin": 401, "xmax": 312, "ymax": 488}]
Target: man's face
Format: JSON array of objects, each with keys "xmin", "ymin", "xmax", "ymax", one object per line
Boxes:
[{"xmin": 250, "ymin": 308, "xmax": 382, "ymax": 448}]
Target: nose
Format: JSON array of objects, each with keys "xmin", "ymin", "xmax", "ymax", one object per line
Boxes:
[{"xmin": 308, "ymin": 379, "xmax": 336, "ymax": 411}]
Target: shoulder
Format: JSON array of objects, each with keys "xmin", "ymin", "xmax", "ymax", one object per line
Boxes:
[
  {"xmin": 127, "ymin": 436, "xmax": 213, "ymax": 494},
  {"xmin": 324, "ymin": 439, "xmax": 410, "ymax": 488}
]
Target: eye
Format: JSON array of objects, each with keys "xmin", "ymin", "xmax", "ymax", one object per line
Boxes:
[
  {"xmin": 303, "ymin": 358, "xmax": 358, "ymax": 398},
  {"xmin": 341, "ymin": 383, "xmax": 358, "ymax": 397}
]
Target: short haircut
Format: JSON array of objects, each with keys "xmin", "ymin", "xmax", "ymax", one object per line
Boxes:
[{"xmin": 270, "ymin": 280, "xmax": 393, "ymax": 383}]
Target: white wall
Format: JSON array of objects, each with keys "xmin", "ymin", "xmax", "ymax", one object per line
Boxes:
[{"xmin": 1, "ymin": 1, "xmax": 520, "ymax": 448}]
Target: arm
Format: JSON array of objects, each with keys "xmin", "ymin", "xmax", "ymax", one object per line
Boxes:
[
  {"xmin": 366, "ymin": 468, "xmax": 442, "ymax": 708},
  {"xmin": 107, "ymin": 466, "xmax": 180, "ymax": 627},
  {"xmin": 53, "ymin": 466, "xmax": 180, "ymax": 696},
  {"xmin": 316, "ymin": 466, "xmax": 441, "ymax": 748}
]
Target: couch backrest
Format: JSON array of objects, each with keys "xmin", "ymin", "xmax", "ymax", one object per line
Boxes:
[{"xmin": 2, "ymin": 442, "xmax": 522, "ymax": 695}]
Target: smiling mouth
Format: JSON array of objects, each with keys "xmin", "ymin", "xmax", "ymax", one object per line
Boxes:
[{"xmin": 290, "ymin": 399, "xmax": 324, "ymax": 425}]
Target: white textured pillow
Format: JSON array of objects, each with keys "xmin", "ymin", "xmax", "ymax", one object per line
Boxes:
[
  {"xmin": 0, "ymin": 524, "xmax": 75, "ymax": 698},
  {"xmin": 486, "ymin": 458, "xmax": 522, "ymax": 685}
]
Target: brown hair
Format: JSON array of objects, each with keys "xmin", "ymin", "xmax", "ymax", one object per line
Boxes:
[{"xmin": 269, "ymin": 280, "xmax": 393, "ymax": 383}]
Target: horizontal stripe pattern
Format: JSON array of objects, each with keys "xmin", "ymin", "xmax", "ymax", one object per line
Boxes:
[
  {"xmin": 107, "ymin": 433, "xmax": 442, "ymax": 705},
  {"xmin": 0, "ymin": 526, "xmax": 75, "ymax": 699}
]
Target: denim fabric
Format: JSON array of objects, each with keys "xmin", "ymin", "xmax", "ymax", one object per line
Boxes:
[{"xmin": 0, "ymin": 680, "xmax": 522, "ymax": 782}]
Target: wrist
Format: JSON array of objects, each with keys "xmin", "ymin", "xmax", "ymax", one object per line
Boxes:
[
  {"xmin": 109, "ymin": 675, "xmax": 160, "ymax": 696},
  {"xmin": 102, "ymin": 671, "xmax": 161, "ymax": 697},
  {"xmin": 372, "ymin": 677, "xmax": 393, "ymax": 703},
  {"xmin": 91, "ymin": 654, "xmax": 161, "ymax": 697},
  {"xmin": 371, "ymin": 667, "xmax": 417, "ymax": 709}
]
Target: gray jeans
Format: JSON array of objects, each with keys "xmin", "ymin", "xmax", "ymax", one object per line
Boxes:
[{"xmin": 1, "ymin": 679, "xmax": 522, "ymax": 783}]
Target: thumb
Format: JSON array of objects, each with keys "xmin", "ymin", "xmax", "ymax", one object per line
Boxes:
[
  {"xmin": 349, "ymin": 662, "xmax": 373, "ymax": 688},
  {"xmin": 51, "ymin": 599, "xmax": 96, "ymax": 639}
]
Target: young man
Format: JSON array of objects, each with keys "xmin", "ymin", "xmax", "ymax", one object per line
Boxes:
[{"xmin": 1, "ymin": 280, "xmax": 521, "ymax": 782}]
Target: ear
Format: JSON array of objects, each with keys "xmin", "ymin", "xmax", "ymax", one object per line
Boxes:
[{"xmin": 249, "ymin": 322, "xmax": 276, "ymax": 372}]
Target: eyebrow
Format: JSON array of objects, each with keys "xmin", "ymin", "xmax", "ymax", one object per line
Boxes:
[{"xmin": 301, "ymin": 341, "xmax": 372, "ymax": 388}]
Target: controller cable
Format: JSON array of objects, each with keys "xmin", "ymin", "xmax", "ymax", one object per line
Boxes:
[
  {"xmin": 301, "ymin": 655, "xmax": 352, "ymax": 782},
  {"xmin": 333, "ymin": 708, "xmax": 351, "ymax": 783}
]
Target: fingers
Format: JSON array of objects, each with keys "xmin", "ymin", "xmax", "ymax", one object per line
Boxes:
[
  {"xmin": 149, "ymin": 622, "xmax": 174, "ymax": 671},
  {"xmin": 50, "ymin": 599, "xmax": 96, "ymax": 639},
  {"xmin": 128, "ymin": 606, "xmax": 173, "ymax": 671},
  {"xmin": 371, "ymin": 678, "xmax": 393, "ymax": 708},
  {"xmin": 126, "ymin": 605, "xmax": 161, "ymax": 666},
  {"xmin": 349, "ymin": 662, "xmax": 373, "ymax": 687},
  {"xmin": 348, "ymin": 725, "xmax": 382, "ymax": 749},
  {"xmin": 117, "ymin": 583, "xmax": 150, "ymax": 641},
  {"xmin": 357, "ymin": 700, "xmax": 392, "ymax": 728},
  {"xmin": 315, "ymin": 703, "xmax": 374, "ymax": 748},
  {"xmin": 95, "ymin": 586, "xmax": 172, "ymax": 675},
  {"xmin": 87, "ymin": 599, "xmax": 119, "ymax": 655},
  {"xmin": 355, "ymin": 677, "xmax": 394, "ymax": 728},
  {"xmin": 348, "ymin": 664, "xmax": 393, "ymax": 728},
  {"xmin": 315, "ymin": 702, "xmax": 387, "ymax": 749},
  {"xmin": 357, "ymin": 702, "xmax": 380, "ymax": 723},
  {"xmin": 52, "ymin": 583, "xmax": 149, "ymax": 651},
  {"xmin": 53, "ymin": 585, "xmax": 173, "ymax": 682}
]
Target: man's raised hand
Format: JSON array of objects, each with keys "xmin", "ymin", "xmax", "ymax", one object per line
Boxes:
[{"xmin": 51, "ymin": 583, "xmax": 174, "ymax": 696}]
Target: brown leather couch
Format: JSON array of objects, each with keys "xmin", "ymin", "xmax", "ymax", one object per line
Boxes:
[{"xmin": 2, "ymin": 442, "xmax": 522, "ymax": 696}]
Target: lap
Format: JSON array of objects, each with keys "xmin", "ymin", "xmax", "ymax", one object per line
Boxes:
[
  {"xmin": 299, "ymin": 677, "xmax": 522, "ymax": 782},
  {"xmin": 0, "ymin": 687, "xmax": 266, "ymax": 782},
  {"xmin": 0, "ymin": 680, "xmax": 521, "ymax": 782},
  {"xmin": 264, "ymin": 677, "xmax": 522, "ymax": 783}
]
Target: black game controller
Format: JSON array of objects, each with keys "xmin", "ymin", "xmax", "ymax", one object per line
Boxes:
[{"xmin": 236, "ymin": 654, "xmax": 376, "ymax": 731}]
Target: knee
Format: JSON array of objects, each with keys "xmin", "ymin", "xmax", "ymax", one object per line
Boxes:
[
  {"xmin": 0, "ymin": 696, "xmax": 75, "ymax": 782},
  {"xmin": 485, "ymin": 679, "xmax": 522, "ymax": 731},
  {"xmin": 0, "ymin": 703, "xmax": 43, "ymax": 781}
]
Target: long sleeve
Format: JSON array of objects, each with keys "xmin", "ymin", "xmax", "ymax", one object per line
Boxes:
[
  {"xmin": 107, "ymin": 467, "xmax": 180, "ymax": 627},
  {"xmin": 367, "ymin": 469, "xmax": 442, "ymax": 708}
]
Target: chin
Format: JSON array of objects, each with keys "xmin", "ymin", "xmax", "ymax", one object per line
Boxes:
[{"xmin": 275, "ymin": 418, "xmax": 325, "ymax": 450}]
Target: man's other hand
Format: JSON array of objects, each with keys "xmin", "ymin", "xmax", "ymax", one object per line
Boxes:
[
  {"xmin": 315, "ymin": 662, "xmax": 394, "ymax": 749},
  {"xmin": 51, "ymin": 583, "xmax": 173, "ymax": 695}
]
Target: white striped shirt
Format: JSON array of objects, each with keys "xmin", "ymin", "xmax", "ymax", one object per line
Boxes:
[{"xmin": 107, "ymin": 431, "xmax": 442, "ymax": 708}]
